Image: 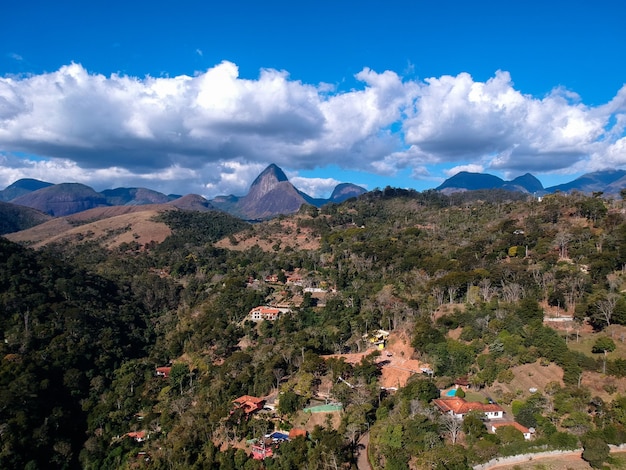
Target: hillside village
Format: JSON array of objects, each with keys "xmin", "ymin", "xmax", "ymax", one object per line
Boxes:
[{"xmin": 4, "ymin": 188, "xmax": 626, "ymax": 469}]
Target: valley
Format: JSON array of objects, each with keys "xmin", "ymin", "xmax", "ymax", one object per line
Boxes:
[{"xmin": 2, "ymin": 185, "xmax": 626, "ymax": 469}]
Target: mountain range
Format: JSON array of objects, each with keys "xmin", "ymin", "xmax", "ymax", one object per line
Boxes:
[
  {"xmin": 436, "ymin": 169, "xmax": 626, "ymax": 195},
  {"xmin": 0, "ymin": 164, "xmax": 366, "ymax": 224},
  {"xmin": 2, "ymin": 165, "xmax": 626, "ymax": 237}
]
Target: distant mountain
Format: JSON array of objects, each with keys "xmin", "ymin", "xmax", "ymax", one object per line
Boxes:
[
  {"xmin": 437, "ymin": 172, "xmax": 507, "ymax": 194},
  {"xmin": 437, "ymin": 171, "xmax": 545, "ymax": 195},
  {"xmin": 6, "ymin": 165, "xmax": 626, "ymax": 223},
  {"xmin": 0, "ymin": 165, "xmax": 366, "ymax": 222},
  {"xmin": 545, "ymin": 169, "xmax": 626, "ymax": 194},
  {"xmin": 11, "ymin": 183, "xmax": 110, "ymax": 217},
  {"xmin": 0, "ymin": 178, "xmax": 54, "ymax": 202},
  {"xmin": 101, "ymin": 187, "xmax": 176, "ymax": 206},
  {"xmin": 2, "ymin": 181, "xmax": 190, "ymax": 220},
  {"xmin": 606, "ymin": 174, "xmax": 626, "ymax": 195},
  {"xmin": 505, "ymin": 173, "xmax": 545, "ymax": 193},
  {"xmin": 210, "ymin": 164, "xmax": 308, "ymax": 219},
  {"xmin": 209, "ymin": 164, "xmax": 367, "ymax": 220},
  {"xmin": 329, "ymin": 183, "xmax": 368, "ymax": 203},
  {"xmin": 168, "ymin": 194, "xmax": 215, "ymax": 211},
  {"xmin": 436, "ymin": 170, "xmax": 626, "ymax": 196}
]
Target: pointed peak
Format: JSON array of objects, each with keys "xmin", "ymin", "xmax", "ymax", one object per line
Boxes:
[
  {"xmin": 247, "ymin": 164, "xmax": 290, "ymax": 199},
  {"xmin": 251, "ymin": 164, "xmax": 288, "ymax": 185}
]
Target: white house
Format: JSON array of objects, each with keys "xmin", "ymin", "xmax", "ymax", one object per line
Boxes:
[{"xmin": 432, "ymin": 397, "xmax": 504, "ymax": 420}]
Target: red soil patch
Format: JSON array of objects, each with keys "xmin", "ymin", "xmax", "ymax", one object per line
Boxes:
[{"xmin": 323, "ymin": 331, "xmax": 428, "ymax": 389}]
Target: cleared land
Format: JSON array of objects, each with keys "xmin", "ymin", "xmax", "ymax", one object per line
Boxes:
[
  {"xmin": 5, "ymin": 205, "xmax": 173, "ymax": 249},
  {"xmin": 323, "ymin": 331, "xmax": 428, "ymax": 389}
]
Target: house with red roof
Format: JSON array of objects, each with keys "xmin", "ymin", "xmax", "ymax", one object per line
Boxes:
[
  {"xmin": 125, "ymin": 430, "xmax": 148, "ymax": 442},
  {"xmin": 286, "ymin": 270, "xmax": 303, "ymax": 285},
  {"xmin": 288, "ymin": 428, "xmax": 307, "ymax": 439},
  {"xmin": 454, "ymin": 376, "xmax": 471, "ymax": 389},
  {"xmin": 155, "ymin": 366, "xmax": 171, "ymax": 378},
  {"xmin": 251, "ymin": 443, "xmax": 274, "ymax": 460},
  {"xmin": 232, "ymin": 395, "xmax": 266, "ymax": 415},
  {"xmin": 432, "ymin": 397, "xmax": 504, "ymax": 420},
  {"xmin": 248, "ymin": 306, "xmax": 290, "ymax": 322}
]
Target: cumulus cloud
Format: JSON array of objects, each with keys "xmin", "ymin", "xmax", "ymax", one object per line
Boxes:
[
  {"xmin": 403, "ymin": 70, "xmax": 617, "ymax": 174},
  {"xmin": 201, "ymin": 160, "xmax": 267, "ymax": 197},
  {"xmin": 0, "ymin": 62, "xmax": 624, "ymax": 196},
  {"xmin": 445, "ymin": 164, "xmax": 485, "ymax": 177},
  {"xmin": 289, "ymin": 176, "xmax": 342, "ymax": 198}
]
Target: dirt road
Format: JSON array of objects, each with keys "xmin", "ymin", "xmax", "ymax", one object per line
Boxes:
[{"xmin": 356, "ymin": 432, "xmax": 372, "ymax": 470}]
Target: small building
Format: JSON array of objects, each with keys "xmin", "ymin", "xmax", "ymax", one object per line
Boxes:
[
  {"xmin": 491, "ymin": 422, "xmax": 533, "ymax": 440},
  {"xmin": 248, "ymin": 306, "xmax": 290, "ymax": 322},
  {"xmin": 155, "ymin": 366, "xmax": 171, "ymax": 378},
  {"xmin": 432, "ymin": 397, "xmax": 504, "ymax": 420},
  {"xmin": 126, "ymin": 431, "xmax": 147, "ymax": 442},
  {"xmin": 288, "ymin": 428, "xmax": 307, "ymax": 440},
  {"xmin": 286, "ymin": 273, "xmax": 303, "ymax": 285},
  {"xmin": 266, "ymin": 431, "xmax": 290, "ymax": 443},
  {"xmin": 454, "ymin": 376, "xmax": 470, "ymax": 390},
  {"xmin": 251, "ymin": 443, "xmax": 274, "ymax": 460},
  {"xmin": 232, "ymin": 395, "xmax": 266, "ymax": 415}
]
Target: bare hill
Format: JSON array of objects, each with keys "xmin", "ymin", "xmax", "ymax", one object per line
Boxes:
[{"xmin": 5, "ymin": 204, "xmax": 174, "ymax": 249}]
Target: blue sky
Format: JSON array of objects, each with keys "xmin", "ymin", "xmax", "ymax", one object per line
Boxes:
[{"xmin": 1, "ymin": 0, "xmax": 625, "ymax": 198}]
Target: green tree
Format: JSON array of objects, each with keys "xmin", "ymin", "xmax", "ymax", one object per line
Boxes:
[
  {"xmin": 462, "ymin": 410, "xmax": 486, "ymax": 441},
  {"xmin": 592, "ymin": 336, "xmax": 616, "ymax": 374},
  {"xmin": 495, "ymin": 425, "xmax": 525, "ymax": 444},
  {"xmin": 418, "ymin": 445, "xmax": 470, "ymax": 469},
  {"xmin": 581, "ymin": 434, "xmax": 610, "ymax": 468},
  {"xmin": 169, "ymin": 363, "xmax": 190, "ymax": 395},
  {"xmin": 400, "ymin": 377, "xmax": 439, "ymax": 403},
  {"xmin": 277, "ymin": 389, "xmax": 303, "ymax": 415},
  {"xmin": 412, "ymin": 321, "xmax": 445, "ymax": 350},
  {"xmin": 592, "ymin": 336, "xmax": 616, "ymax": 354}
]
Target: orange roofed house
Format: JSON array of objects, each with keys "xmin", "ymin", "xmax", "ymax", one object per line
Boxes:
[
  {"xmin": 433, "ymin": 397, "xmax": 504, "ymax": 420},
  {"xmin": 155, "ymin": 366, "xmax": 171, "ymax": 378},
  {"xmin": 288, "ymin": 428, "xmax": 307, "ymax": 439},
  {"xmin": 125, "ymin": 430, "xmax": 148, "ymax": 442},
  {"xmin": 248, "ymin": 306, "xmax": 290, "ymax": 322},
  {"xmin": 232, "ymin": 395, "xmax": 265, "ymax": 415},
  {"xmin": 251, "ymin": 443, "xmax": 274, "ymax": 460}
]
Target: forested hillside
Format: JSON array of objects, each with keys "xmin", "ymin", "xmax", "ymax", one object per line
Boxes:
[{"xmin": 3, "ymin": 190, "xmax": 626, "ymax": 469}]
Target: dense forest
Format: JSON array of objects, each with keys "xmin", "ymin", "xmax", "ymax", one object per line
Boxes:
[{"xmin": 3, "ymin": 189, "xmax": 626, "ymax": 469}]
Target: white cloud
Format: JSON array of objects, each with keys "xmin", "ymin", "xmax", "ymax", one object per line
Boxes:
[
  {"xmin": 445, "ymin": 164, "xmax": 485, "ymax": 177},
  {"xmin": 593, "ymin": 136, "xmax": 626, "ymax": 169},
  {"xmin": 289, "ymin": 176, "xmax": 341, "ymax": 199},
  {"xmin": 404, "ymin": 71, "xmax": 621, "ymax": 174},
  {"xmin": 201, "ymin": 160, "xmax": 267, "ymax": 197},
  {"xmin": 0, "ymin": 62, "xmax": 624, "ymax": 196}
]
